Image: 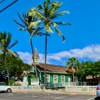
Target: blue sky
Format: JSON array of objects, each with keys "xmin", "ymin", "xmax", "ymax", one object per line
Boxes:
[{"xmin": 0, "ymin": 0, "xmax": 100, "ymax": 66}]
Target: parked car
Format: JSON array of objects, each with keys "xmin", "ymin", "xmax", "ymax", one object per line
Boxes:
[
  {"xmin": 96, "ymin": 83, "xmax": 100, "ymax": 97},
  {"xmin": 0, "ymin": 82, "xmax": 12, "ymax": 93}
]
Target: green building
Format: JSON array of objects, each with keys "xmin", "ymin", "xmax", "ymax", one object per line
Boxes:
[{"xmin": 23, "ymin": 49, "xmax": 70, "ymax": 89}]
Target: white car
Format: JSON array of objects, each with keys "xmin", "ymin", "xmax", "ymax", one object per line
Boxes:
[
  {"xmin": 0, "ymin": 82, "xmax": 12, "ymax": 93},
  {"xmin": 96, "ymin": 83, "xmax": 100, "ymax": 98}
]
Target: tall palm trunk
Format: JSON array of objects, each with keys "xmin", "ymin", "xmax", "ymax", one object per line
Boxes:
[
  {"xmin": 44, "ymin": 32, "xmax": 48, "ymax": 88},
  {"xmin": 72, "ymin": 73, "xmax": 74, "ymax": 86},
  {"xmin": 30, "ymin": 38, "xmax": 34, "ymax": 54},
  {"xmin": 29, "ymin": 34, "xmax": 37, "ymax": 78},
  {"xmin": 3, "ymin": 53, "xmax": 10, "ymax": 85}
]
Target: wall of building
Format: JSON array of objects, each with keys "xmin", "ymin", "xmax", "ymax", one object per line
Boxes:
[{"xmin": 40, "ymin": 72, "xmax": 69, "ymax": 84}]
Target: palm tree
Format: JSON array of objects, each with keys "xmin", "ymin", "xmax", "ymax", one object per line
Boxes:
[
  {"xmin": 0, "ymin": 32, "xmax": 18, "ymax": 85},
  {"xmin": 66, "ymin": 57, "xmax": 79, "ymax": 85},
  {"xmin": 14, "ymin": 12, "xmax": 47, "ymax": 79},
  {"xmin": 28, "ymin": 0, "xmax": 71, "ymax": 87},
  {"xmin": 14, "ymin": 12, "xmax": 43, "ymax": 54}
]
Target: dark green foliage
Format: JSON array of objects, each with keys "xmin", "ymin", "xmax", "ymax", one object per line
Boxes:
[{"xmin": 0, "ymin": 54, "xmax": 31, "ymax": 80}]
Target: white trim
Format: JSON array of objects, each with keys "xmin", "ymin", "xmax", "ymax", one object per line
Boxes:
[
  {"xmin": 53, "ymin": 75, "xmax": 58, "ymax": 83},
  {"xmin": 61, "ymin": 75, "xmax": 65, "ymax": 83},
  {"xmin": 46, "ymin": 74, "xmax": 50, "ymax": 83}
]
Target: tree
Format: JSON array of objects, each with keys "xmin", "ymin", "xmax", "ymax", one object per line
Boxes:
[
  {"xmin": 28, "ymin": 0, "xmax": 71, "ymax": 87},
  {"xmin": 5, "ymin": 55, "xmax": 31, "ymax": 80},
  {"xmin": 0, "ymin": 54, "xmax": 31, "ymax": 81},
  {"xmin": 14, "ymin": 12, "xmax": 42, "ymax": 54},
  {"xmin": 14, "ymin": 11, "xmax": 46, "ymax": 78},
  {"xmin": 0, "ymin": 32, "xmax": 18, "ymax": 85},
  {"xmin": 66, "ymin": 57, "xmax": 79, "ymax": 85},
  {"xmin": 79, "ymin": 61, "xmax": 100, "ymax": 85}
]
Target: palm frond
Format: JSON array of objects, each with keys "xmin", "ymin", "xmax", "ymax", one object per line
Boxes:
[
  {"xmin": 17, "ymin": 12, "xmax": 26, "ymax": 25},
  {"xmin": 50, "ymin": 1, "xmax": 62, "ymax": 11},
  {"xmin": 0, "ymin": 33, "xmax": 2, "ymax": 42},
  {"xmin": 13, "ymin": 52, "xmax": 19, "ymax": 57},
  {"xmin": 7, "ymin": 50, "xmax": 19, "ymax": 57},
  {"xmin": 54, "ymin": 22, "xmax": 72, "ymax": 26},
  {"xmin": 45, "ymin": 24, "xmax": 53, "ymax": 33},
  {"xmin": 44, "ymin": 0, "xmax": 50, "ymax": 17},
  {"xmin": 28, "ymin": 8, "xmax": 44, "ymax": 20},
  {"xmin": 22, "ymin": 13, "xmax": 29, "ymax": 26},
  {"xmin": 59, "ymin": 10, "xmax": 70, "ymax": 15},
  {"xmin": 28, "ymin": 20, "xmax": 41, "ymax": 29},
  {"xmin": 54, "ymin": 27, "xmax": 65, "ymax": 42},
  {"xmin": 37, "ymin": 4, "xmax": 43, "ymax": 10},
  {"xmin": 8, "ymin": 40, "xmax": 18, "ymax": 49},
  {"xmin": 35, "ymin": 10, "xmax": 45, "ymax": 19},
  {"xmin": 51, "ymin": 10, "xmax": 70, "ymax": 19},
  {"xmin": 6, "ymin": 33, "xmax": 12, "ymax": 48},
  {"xmin": 49, "ymin": 1, "xmax": 62, "ymax": 18},
  {"xmin": 1, "ymin": 39, "xmax": 6, "ymax": 47},
  {"xmin": 28, "ymin": 8, "xmax": 36, "ymax": 17},
  {"xmin": 0, "ymin": 32, "xmax": 11, "ymax": 48},
  {"xmin": 3, "ymin": 32, "xmax": 7, "ymax": 39},
  {"xmin": 51, "ymin": 22, "xmax": 58, "ymax": 27},
  {"xmin": 30, "ymin": 27, "xmax": 43, "ymax": 39},
  {"xmin": 38, "ymin": 32, "xmax": 50, "ymax": 37},
  {"xmin": 18, "ymin": 28, "xmax": 26, "ymax": 31},
  {"xmin": 14, "ymin": 20, "xmax": 25, "ymax": 28}
]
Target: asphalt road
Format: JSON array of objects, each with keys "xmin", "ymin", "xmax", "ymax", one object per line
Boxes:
[{"xmin": 0, "ymin": 92, "xmax": 97, "ymax": 100}]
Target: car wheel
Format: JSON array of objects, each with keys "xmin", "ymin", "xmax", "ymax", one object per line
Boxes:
[{"xmin": 6, "ymin": 88, "xmax": 12, "ymax": 93}]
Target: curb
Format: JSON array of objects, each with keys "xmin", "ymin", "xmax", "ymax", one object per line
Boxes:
[{"xmin": 12, "ymin": 90, "xmax": 96, "ymax": 96}]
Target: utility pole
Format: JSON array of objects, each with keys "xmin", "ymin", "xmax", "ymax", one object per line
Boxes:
[{"xmin": 0, "ymin": 0, "xmax": 18, "ymax": 13}]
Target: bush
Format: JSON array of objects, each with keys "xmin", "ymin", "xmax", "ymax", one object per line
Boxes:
[{"xmin": 12, "ymin": 83, "xmax": 21, "ymax": 86}]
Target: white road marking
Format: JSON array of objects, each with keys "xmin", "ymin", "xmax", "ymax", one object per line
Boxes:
[
  {"xmin": 87, "ymin": 96, "xmax": 96, "ymax": 100},
  {"xmin": 54, "ymin": 96, "xmax": 67, "ymax": 99}
]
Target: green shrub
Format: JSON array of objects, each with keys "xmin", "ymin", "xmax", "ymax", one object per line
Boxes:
[{"xmin": 12, "ymin": 83, "xmax": 21, "ymax": 86}]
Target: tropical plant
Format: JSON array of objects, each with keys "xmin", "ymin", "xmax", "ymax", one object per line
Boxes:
[
  {"xmin": 79, "ymin": 61, "xmax": 100, "ymax": 85},
  {"xmin": 28, "ymin": 0, "xmax": 71, "ymax": 87},
  {"xmin": 14, "ymin": 12, "xmax": 43, "ymax": 54},
  {"xmin": 66, "ymin": 57, "xmax": 79, "ymax": 85},
  {"xmin": 14, "ymin": 12, "xmax": 47, "ymax": 79},
  {"xmin": 0, "ymin": 54, "xmax": 31, "ymax": 81},
  {"xmin": 0, "ymin": 32, "xmax": 18, "ymax": 85}
]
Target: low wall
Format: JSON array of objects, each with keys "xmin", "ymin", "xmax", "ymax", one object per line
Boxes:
[
  {"xmin": 65, "ymin": 86, "xmax": 97, "ymax": 92},
  {"xmin": 11, "ymin": 86, "xmax": 41, "ymax": 91},
  {"xmin": 11, "ymin": 86, "xmax": 97, "ymax": 92}
]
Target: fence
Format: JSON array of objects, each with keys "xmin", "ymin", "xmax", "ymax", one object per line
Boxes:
[
  {"xmin": 11, "ymin": 86, "xmax": 41, "ymax": 91},
  {"xmin": 65, "ymin": 82, "xmax": 87, "ymax": 86},
  {"xmin": 45, "ymin": 83, "xmax": 65, "ymax": 89},
  {"xmin": 11, "ymin": 85, "xmax": 97, "ymax": 92},
  {"xmin": 65, "ymin": 86, "xmax": 97, "ymax": 92}
]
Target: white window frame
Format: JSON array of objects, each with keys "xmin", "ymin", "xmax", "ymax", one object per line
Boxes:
[
  {"xmin": 53, "ymin": 75, "xmax": 58, "ymax": 83},
  {"xmin": 45, "ymin": 74, "xmax": 50, "ymax": 83},
  {"xmin": 61, "ymin": 75, "xmax": 65, "ymax": 83}
]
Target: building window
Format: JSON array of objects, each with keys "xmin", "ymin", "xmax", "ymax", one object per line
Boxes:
[
  {"xmin": 53, "ymin": 75, "xmax": 58, "ymax": 83},
  {"xmin": 61, "ymin": 75, "xmax": 65, "ymax": 83},
  {"xmin": 45, "ymin": 74, "xmax": 50, "ymax": 83}
]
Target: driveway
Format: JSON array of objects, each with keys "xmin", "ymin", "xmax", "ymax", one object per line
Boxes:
[{"xmin": 0, "ymin": 92, "xmax": 97, "ymax": 100}]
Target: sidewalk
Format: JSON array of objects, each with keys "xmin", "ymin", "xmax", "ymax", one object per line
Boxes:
[{"xmin": 13, "ymin": 89, "xmax": 96, "ymax": 96}]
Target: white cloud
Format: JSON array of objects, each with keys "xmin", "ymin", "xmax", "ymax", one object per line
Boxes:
[
  {"xmin": 17, "ymin": 52, "xmax": 32, "ymax": 64},
  {"xmin": 17, "ymin": 44, "xmax": 100, "ymax": 65}
]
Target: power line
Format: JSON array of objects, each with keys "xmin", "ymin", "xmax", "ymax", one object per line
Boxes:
[
  {"xmin": 0, "ymin": 0, "xmax": 4, "ymax": 4},
  {"xmin": 0, "ymin": 0, "xmax": 18, "ymax": 13}
]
